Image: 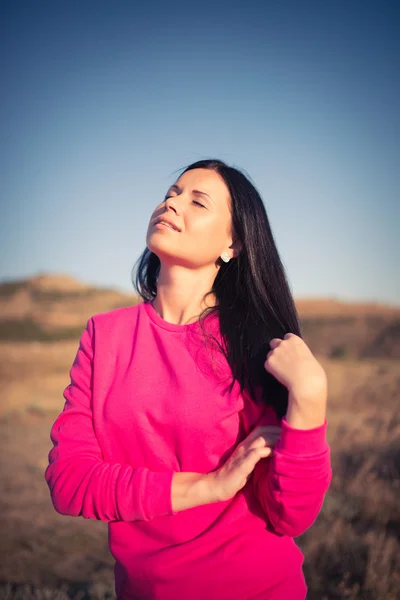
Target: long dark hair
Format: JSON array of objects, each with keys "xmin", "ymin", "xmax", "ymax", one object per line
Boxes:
[{"xmin": 131, "ymin": 158, "xmax": 302, "ymax": 419}]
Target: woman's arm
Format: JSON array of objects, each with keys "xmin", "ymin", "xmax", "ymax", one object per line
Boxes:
[
  {"xmin": 172, "ymin": 472, "xmax": 218, "ymax": 511},
  {"xmin": 44, "ymin": 318, "xmax": 218, "ymax": 523},
  {"xmin": 251, "ymin": 414, "xmax": 332, "ymax": 537}
]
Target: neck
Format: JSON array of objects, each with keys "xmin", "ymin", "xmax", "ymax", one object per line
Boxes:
[{"xmin": 151, "ymin": 263, "xmax": 218, "ymax": 325}]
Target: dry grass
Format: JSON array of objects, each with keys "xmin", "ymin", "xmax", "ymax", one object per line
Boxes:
[
  {"xmin": 0, "ymin": 354, "xmax": 398, "ymax": 599},
  {"xmin": 298, "ymin": 357, "xmax": 400, "ymax": 600}
]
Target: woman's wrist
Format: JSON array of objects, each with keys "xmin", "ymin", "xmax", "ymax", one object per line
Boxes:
[{"xmin": 171, "ymin": 471, "xmax": 220, "ymax": 512}]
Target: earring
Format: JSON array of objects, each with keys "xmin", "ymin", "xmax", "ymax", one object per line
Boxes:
[{"xmin": 220, "ymin": 251, "xmax": 230, "ymax": 263}]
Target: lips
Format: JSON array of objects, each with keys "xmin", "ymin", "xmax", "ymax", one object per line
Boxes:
[{"xmin": 154, "ymin": 216, "xmax": 181, "ymax": 232}]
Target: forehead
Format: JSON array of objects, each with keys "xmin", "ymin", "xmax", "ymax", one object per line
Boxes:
[{"xmin": 174, "ymin": 169, "xmax": 231, "ymax": 205}]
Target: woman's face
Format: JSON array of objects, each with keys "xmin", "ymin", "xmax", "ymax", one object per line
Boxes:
[{"xmin": 146, "ymin": 168, "xmax": 235, "ymax": 268}]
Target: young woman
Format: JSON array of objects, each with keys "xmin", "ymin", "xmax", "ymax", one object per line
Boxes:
[{"xmin": 45, "ymin": 159, "xmax": 332, "ymax": 599}]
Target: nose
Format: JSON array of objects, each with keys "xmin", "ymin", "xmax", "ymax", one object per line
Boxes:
[{"xmin": 165, "ymin": 196, "xmax": 180, "ymax": 215}]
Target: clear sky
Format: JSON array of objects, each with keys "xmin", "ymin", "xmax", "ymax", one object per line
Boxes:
[{"xmin": 1, "ymin": 0, "xmax": 399, "ymax": 304}]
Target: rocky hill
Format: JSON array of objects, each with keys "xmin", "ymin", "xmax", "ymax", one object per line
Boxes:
[
  {"xmin": 0, "ymin": 273, "xmax": 139, "ymax": 341},
  {"xmin": 1, "ymin": 272, "xmax": 399, "ymax": 359}
]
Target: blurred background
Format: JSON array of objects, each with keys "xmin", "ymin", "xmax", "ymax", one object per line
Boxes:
[{"xmin": 0, "ymin": 1, "xmax": 399, "ymax": 599}]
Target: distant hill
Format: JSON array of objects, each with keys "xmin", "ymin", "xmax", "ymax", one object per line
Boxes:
[
  {"xmin": 0, "ymin": 272, "xmax": 399, "ymax": 358},
  {"xmin": 0, "ymin": 273, "xmax": 139, "ymax": 342}
]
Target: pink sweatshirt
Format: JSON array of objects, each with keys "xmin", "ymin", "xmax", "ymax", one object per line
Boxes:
[{"xmin": 45, "ymin": 300, "xmax": 332, "ymax": 600}]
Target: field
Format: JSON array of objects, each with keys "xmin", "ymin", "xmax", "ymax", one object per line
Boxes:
[{"xmin": 0, "ymin": 275, "xmax": 399, "ymax": 599}]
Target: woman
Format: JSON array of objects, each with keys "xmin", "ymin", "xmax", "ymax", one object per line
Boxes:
[{"xmin": 45, "ymin": 158, "xmax": 332, "ymax": 599}]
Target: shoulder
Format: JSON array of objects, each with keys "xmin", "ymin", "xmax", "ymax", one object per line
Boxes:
[
  {"xmin": 86, "ymin": 302, "xmax": 144, "ymax": 340},
  {"xmin": 91, "ymin": 302, "xmax": 142, "ymax": 324}
]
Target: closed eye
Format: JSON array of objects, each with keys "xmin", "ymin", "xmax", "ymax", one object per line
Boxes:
[{"xmin": 163, "ymin": 195, "xmax": 206, "ymax": 208}]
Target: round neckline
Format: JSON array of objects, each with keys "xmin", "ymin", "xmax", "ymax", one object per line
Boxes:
[{"xmin": 143, "ymin": 299, "xmax": 203, "ymax": 332}]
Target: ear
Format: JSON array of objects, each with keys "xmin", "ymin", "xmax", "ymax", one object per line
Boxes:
[{"xmin": 231, "ymin": 235, "xmax": 242, "ymax": 258}]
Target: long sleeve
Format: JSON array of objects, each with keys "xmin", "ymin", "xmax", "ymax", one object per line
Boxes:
[
  {"xmin": 251, "ymin": 414, "xmax": 332, "ymax": 538},
  {"xmin": 44, "ymin": 317, "xmax": 176, "ymax": 523}
]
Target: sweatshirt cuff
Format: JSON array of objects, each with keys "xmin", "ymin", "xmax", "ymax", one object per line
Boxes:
[
  {"xmin": 141, "ymin": 469, "xmax": 176, "ymax": 520},
  {"xmin": 276, "ymin": 417, "xmax": 328, "ymax": 456}
]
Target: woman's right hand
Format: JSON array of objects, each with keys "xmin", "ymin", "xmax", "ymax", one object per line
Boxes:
[{"xmin": 211, "ymin": 425, "xmax": 282, "ymax": 502}]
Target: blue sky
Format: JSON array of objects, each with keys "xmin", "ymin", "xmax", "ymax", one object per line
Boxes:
[{"xmin": 1, "ymin": 0, "xmax": 399, "ymax": 304}]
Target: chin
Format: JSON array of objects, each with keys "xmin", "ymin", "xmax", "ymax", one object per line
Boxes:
[{"xmin": 146, "ymin": 241, "xmax": 174, "ymax": 261}]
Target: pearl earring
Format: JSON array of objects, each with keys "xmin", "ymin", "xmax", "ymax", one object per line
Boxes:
[{"xmin": 220, "ymin": 252, "xmax": 230, "ymax": 263}]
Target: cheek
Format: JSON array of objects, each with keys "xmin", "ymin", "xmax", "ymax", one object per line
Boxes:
[
  {"xmin": 192, "ymin": 216, "xmax": 225, "ymax": 239},
  {"xmin": 186, "ymin": 222, "xmax": 226, "ymax": 257}
]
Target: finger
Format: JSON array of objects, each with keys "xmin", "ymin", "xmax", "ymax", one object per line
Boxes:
[
  {"xmin": 252, "ymin": 447, "xmax": 273, "ymax": 463},
  {"xmin": 249, "ymin": 434, "xmax": 280, "ymax": 449},
  {"xmin": 249, "ymin": 446, "xmax": 272, "ymax": 461},
  {"xmin": 257, "ymin": 438, "xmax": 280, "ymax": 450},
  {"xmin": 248, "ymin": 428, "xmax": 281, "ymax": 444},
  {"xmin": 259, "ymin": 447, "xmax": 272, "ymax": 458},
  {"xmin": 284, "ymin": 333, "xmax": 297, "ymax": 340},
  {"xmin": 269, "ymin": 338, "xmax": 282, "ymax": 349},
  {"xmin": 250, "ymin": 436, "xmax": 270, "ymax": 448}
]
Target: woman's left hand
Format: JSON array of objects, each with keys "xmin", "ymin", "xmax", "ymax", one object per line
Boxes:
[{"xmin": 264, "ymin": 333, "xmax": 328, "ymax": 411}]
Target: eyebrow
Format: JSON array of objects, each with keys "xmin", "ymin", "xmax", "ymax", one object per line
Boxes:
[{"xmin": 169, "ymin": 184, "xmax": 214, "ymax": 203}]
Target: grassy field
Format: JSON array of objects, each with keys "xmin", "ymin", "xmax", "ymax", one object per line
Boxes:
[
  {"xmin": 0, "ymin": 350, "xmax": 399, "ymax": 599},
  {"xmin": 0, "ymin": 276, "xmax": 399, "ymax": 599}
]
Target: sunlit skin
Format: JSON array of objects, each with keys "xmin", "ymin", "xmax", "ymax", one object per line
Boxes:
[
  {"xmin": 146, "ymin": 168, "xmax": 241, "ymax": 325},
  {"xmin": 264, "ymin": 333, "xmax": 328, "ymax": 430},
  {"xmin": 146, "ymin": 168, "xmax": 327, "ymax": 430}
]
